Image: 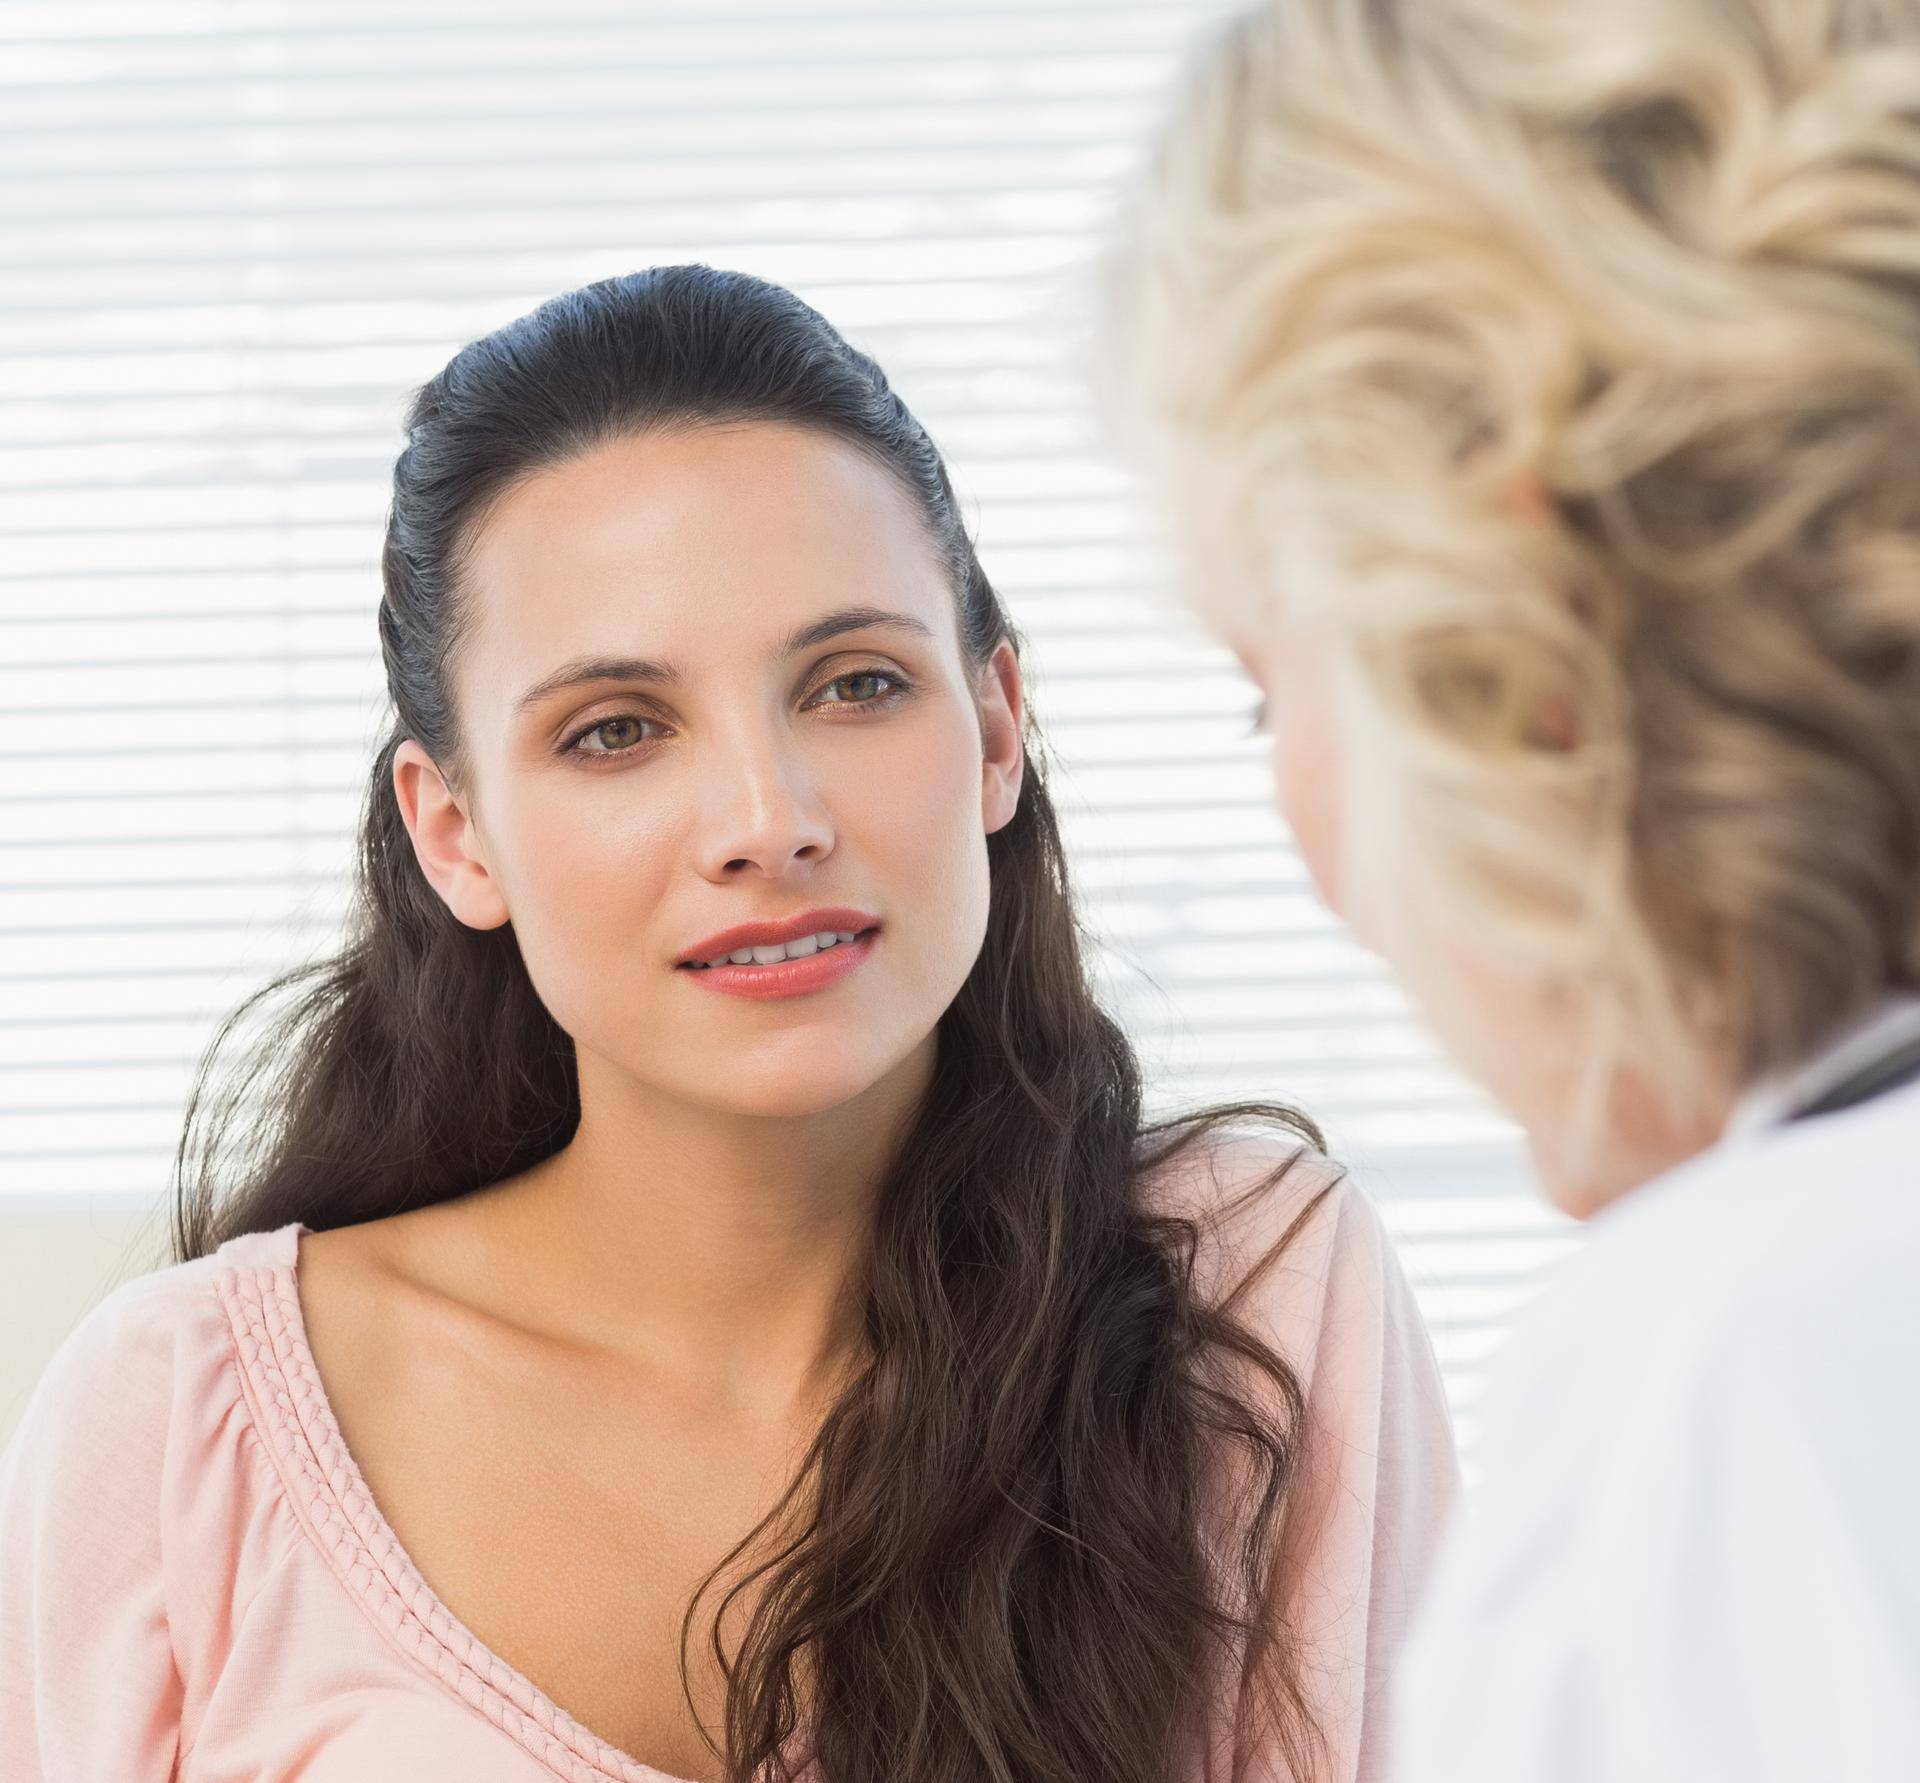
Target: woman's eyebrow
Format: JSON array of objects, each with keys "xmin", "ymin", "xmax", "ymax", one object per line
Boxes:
[{"xmin": 514, "ymin": 608, "xmax": 937, "ymax": 715}]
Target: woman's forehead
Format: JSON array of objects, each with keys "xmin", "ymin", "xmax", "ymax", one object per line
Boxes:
[
  {"xmin": 461, "ymin": 426, "xmax": 950, "ymax": 648},
  {"xmin": 449, "ymin": 424, "xmax": 958, "ymax": 716},
  {"xmin": 474, "ymin": 422, "xmax": 923, "ymax": 562}
]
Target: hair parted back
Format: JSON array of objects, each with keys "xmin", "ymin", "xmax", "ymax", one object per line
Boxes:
[
  {"xmin": 1102, "ymin": 0, "xmax": 1920, "ymax": 1127},
  {"xmin": 169, "ymin": 264, "xmax": 1337, "ymax": 1783}
]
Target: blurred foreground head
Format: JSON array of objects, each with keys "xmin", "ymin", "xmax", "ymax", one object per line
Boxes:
[{"xmin": 1102, "ymin": 0, "xmax": 1920, "ymax": 1211}]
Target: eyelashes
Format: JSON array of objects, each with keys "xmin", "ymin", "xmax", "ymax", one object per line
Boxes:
[{"xmin": 560, "ymin": 667, "xmax": 914, "ymax": 762}]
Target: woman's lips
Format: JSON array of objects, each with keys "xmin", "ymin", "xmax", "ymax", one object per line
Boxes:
[{"xmin": 677, "ymin": 928, "xmax": 879, "ymax": 1001}]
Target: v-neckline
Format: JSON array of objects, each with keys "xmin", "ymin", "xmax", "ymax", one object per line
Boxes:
[{"xmin": 212, "ymin": 1218, "xmax": 709, "ymax": 1783}]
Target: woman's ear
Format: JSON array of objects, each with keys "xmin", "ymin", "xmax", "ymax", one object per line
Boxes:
[
  {"xmin": 976, "ymin": 639, "xmax": 1026, "ymax": 835},
  {"xmin": 392, "ymin": 739, "xmax": 513, "ymax": 930}
]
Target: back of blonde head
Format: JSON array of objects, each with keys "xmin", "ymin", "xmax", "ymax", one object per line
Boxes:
[{"xmin": 1105, "ymin": 0, "xmax": 1920, "ymax": 1127}]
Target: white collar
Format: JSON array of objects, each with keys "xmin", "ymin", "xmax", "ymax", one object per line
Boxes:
[{"xmin": 1722, "ymin": 989, "xmax": 1920, "ymax": 1142}]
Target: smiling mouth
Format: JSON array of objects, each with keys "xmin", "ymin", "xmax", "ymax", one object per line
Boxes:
[
  {"xmin": 679, "ymin": 925, "xmax": 879, "ymax": 967},
  {"xmin": 678, "ymin": 925, "xmax": 881, "ymax": 970}
]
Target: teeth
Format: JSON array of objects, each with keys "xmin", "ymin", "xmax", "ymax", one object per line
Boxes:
[{"xmin": 693, "ymin": 929, "xmax": 864, "ymax": 969}]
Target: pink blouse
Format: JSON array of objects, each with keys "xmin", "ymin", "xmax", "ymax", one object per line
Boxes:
[{"xmin": 0, "ymin": 1145, "xmax": 1458, "ymax": 1782}]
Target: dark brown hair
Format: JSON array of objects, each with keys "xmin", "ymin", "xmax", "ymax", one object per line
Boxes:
[{"xmin": 171, "ymin": 264, "xmax": 1335, "ymax": 1783}]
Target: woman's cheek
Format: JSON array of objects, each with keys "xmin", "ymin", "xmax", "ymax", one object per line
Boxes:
[{"xmin": 1262, "ymin": 643, "xmax": 1348, "ymax": 925}]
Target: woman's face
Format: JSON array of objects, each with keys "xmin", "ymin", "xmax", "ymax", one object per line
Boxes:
[
  {"xmin": 1231, "ymin": 619, "xmax": 1350, "ymax": 931},
  {"xmin": 1230, "ymin": 619, "xmax": 1722, "ymax": 1219},
  {"xmin": 394, "ymin": 420, "xmax": 1024, "ymax": 1120}
]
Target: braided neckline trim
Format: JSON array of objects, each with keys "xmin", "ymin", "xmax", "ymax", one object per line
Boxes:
[{"xmin": 212, "ymin": 1220, "xmax": 687, "ymax": 1783}]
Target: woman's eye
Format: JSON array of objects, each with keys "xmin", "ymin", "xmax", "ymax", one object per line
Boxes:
[
  {"xmin": 560, "ymin": 660, "xmax": 910, "ymax": 760},
  {"xmin": 813, "ymin": 669, "xmax": 906, "ymax": 707},
  {"xmin": 564, "ymin": 714, "xmax": 663, "ymax": 758}
]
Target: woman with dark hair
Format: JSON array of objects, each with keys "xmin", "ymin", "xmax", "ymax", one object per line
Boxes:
[{"xmin": 0, "ymin": 265, "xmax": 1455, "ymax": 1783}]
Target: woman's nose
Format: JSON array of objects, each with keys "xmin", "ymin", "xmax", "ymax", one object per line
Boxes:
[{"xmin": 688, "ymin": 727, "xmax": 836, "ymax": 881}]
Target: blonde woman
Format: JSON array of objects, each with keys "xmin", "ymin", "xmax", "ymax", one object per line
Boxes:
[{"xmin": 1102, "ymin": 0, "xmax": 1920, "ymax": 1777}]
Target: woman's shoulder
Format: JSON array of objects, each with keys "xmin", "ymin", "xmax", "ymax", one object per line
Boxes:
[
  {"xmin": 1, "ymin": 1221, "xmax": 299, "ymax": 1497},
  {"xmin": 32, "ymin": 1220, "xmax": 292, "ymax": 1366},
  {"xmin": 1134, "ymin": 1118, "xmax": 1462, "ymax": 1718},
  {"xmin": 19, "ymin": 1243, "xmax": 222, "ymax": 1401},
  {"xmin": 1136, "ymin": 1115, "xmax": 1377, "ymax": 1242},
  {"xmin": 1134, "ymin": 1118, "xmax": 1392, "ymax": 1328},
  {"xmin": 1499, "ymin": 1083, "xmax": 1920, "ymax": 1424},
  {"xmin": 0, "ymin": 1222, "xmax": 308, "ymax": 1770}
]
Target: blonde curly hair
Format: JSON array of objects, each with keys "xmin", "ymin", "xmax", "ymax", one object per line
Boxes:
[{"xmin": 1100, "ymin": 0, "xmax": 1920, "ymax": 1135}]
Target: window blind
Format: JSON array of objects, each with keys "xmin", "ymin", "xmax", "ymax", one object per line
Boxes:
[{"xmin": 0, "ymin": 0, "xmax": 1578, "ymax": 1457}]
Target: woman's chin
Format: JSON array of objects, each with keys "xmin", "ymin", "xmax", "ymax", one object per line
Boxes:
[{"xmin": 1528, "ymin": 1141, "xmax": 1612, "ymax": 1222}]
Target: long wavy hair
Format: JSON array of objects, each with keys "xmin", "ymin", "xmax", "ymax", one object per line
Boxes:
[
  {"xmin": 1101, "ymin": 0, "xmax": 1920, "ymax": 1151},
  {"xmin": 169, "ymin": 265, "xmax": 1335, "ymax": 1783}
]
